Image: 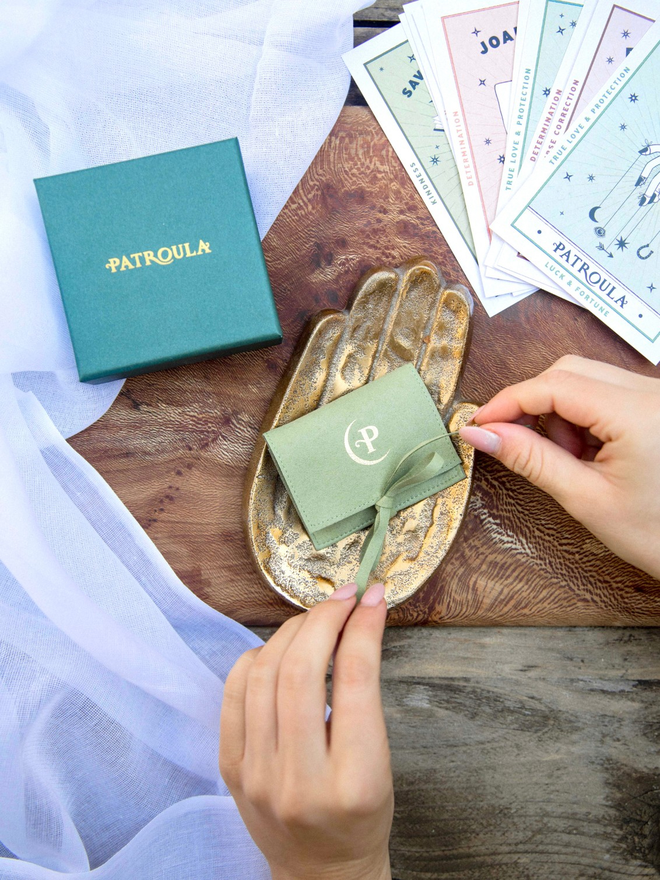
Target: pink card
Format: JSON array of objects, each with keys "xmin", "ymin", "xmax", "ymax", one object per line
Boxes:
[{"xmin": 425, "ymin": 0, "xmax": 533, "ymax": 295}]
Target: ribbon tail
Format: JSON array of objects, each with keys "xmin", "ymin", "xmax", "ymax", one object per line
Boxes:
[
  {"xmin": 355, "ymin": 506, "xmax": 391, "ymax": 600},
  {"xmin": 353, "ymin": 448, "xmax": 449, "ymax": 601}
]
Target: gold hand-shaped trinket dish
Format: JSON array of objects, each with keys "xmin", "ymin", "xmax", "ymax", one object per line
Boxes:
[{"xmin": 243, "ymin": 258, "xmax": 478, "ymax": 608}]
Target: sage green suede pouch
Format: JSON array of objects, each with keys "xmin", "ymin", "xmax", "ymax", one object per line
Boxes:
[{"xmin": 263, "ymin": 363, "xmax": 465, "ymax": 553}]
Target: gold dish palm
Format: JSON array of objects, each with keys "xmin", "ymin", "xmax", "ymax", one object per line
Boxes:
[{"xmin": 243, "ymin": 257, "xmax": 478, "ymax": 609}]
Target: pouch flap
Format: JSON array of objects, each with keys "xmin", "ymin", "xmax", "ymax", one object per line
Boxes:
[{"xmin": 264, "ymin": 364, "xmax": 465, "ymax": 550}]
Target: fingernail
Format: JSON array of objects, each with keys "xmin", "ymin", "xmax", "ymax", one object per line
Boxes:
[
  {"xmin": 360, "ymin": 582, "xmax": 386, "ymax": 607},
  {"xmin": 329, "ymin": 582, "xmax": 358, "ymax": 601},
  {"xmin": 469, "ymin": 405, "xmax": 485, "ymax": 425},
  {"xmin": 459, "ymin": 425, "xmax": 501, "ymax": 455}
]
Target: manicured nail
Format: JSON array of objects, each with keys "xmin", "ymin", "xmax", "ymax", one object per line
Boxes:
[
  {"xmin": 468, "ymin": 405, "xmax": 485, "ymax": 425},
  {"xmin": 329, "ymin": 582, "xmax": 358, "ymax": 601},
  {"xmin": 360, "ymin": 582, "xmax": 386, "ymax": 607},
  {"xmin": 459, "ymin": 426, "xmax": 501, "ymax": 455}
]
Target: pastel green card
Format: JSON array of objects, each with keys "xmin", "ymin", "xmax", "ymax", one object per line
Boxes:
[{"xmin": 264, "ymin": 364, "xmax": 465, "ymax": 551}]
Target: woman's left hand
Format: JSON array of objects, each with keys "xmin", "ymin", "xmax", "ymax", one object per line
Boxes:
[{"xmin": 219, "ymin": 581, "xmax": 393, "ymax": 880}]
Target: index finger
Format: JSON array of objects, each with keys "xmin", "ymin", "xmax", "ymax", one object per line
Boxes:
[
  {"xmin": 474, "ymin": 369, "xmax": 633, "ymax": 439},
  {"xmin": 329, "ymin": 584, "xmax": 388, "ymax": 760},
  {"xmin": 545, "ymin": 355, "xmax": 659, "ymax": 391},
  {"xmin": 320, "ymin": 268, "xmax": 399, "ymax": 406},
  {"xmin": 276, "ymin": 585, "xmax": 358, "ymax": 769}
]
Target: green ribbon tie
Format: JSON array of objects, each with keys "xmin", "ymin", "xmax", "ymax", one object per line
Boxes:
[{"xmin": 355, "ymin": 436, "xmax": 448, "ymax": 601}]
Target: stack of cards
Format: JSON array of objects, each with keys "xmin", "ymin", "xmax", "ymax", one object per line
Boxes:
[{"xmin": 344, "ymin": 0, "xmax": 660, "ymax": 362}]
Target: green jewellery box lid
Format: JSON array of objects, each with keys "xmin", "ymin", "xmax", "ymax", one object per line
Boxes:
[{"xmin": 35, "ymin": 139, "xmax": 282, "ymax": 383}]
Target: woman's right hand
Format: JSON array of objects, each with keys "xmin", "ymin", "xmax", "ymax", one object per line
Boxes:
[{"xmin": 459, "ymin": 356, "xmax": 660, "ymax": 580}]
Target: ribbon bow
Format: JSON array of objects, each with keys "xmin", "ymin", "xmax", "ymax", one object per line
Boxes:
[{"xmin": 355, "ymin": 436, "xmax": 450, "ymax": 600}]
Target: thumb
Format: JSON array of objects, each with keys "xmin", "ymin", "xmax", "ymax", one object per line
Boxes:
[{"xmin": 459, "ymin": 422, "xmax": 601, "ymax": 511}]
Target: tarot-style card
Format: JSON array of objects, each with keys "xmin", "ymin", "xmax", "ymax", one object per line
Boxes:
[
  {"xmin": 505, "ymin": 0, "xmax": 586, "ymax": 194},
  {"xmin": 344, "ymin": 25, "xmax": 527, "ymax": 315},
  {"xmin": 492, "ymin": 21, "xmax": 660, "ymax": 362},
  {"xmin": 400, "ymin": 3, "xmax": 448, "ymax": 129},
  {"xmin": 535, "ymin": 0, "xmax": 656, "ymax": 160},
  {"xmin": 422, "ymin": 0, "xmax": 535, "ymax": 296},
  {"xmin": 497, "ymin": 0, "xmax": 657, "ymax": 288},
  {"xmin": 516, "ymin": 0, "xmax": 599, "ymax": 172},
  {"xmin": 495, "ymin": 0, "xmax": 656, "ymax": 289},
  {"xmin": 403, "ymin": 2, "xmax": 533, "ymax": 297},
  {"xmin": 486, "ymin": 0, "xmax": 588, "ymax": 291}
]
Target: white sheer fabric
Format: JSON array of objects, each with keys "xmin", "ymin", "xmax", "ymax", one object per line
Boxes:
[{"xmin": 0, "ymin": 1, "xmax": 366, "ymax": 875}]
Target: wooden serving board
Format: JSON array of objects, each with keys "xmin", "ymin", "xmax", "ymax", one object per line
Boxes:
[{"xmin": 71, "ymin": 106, "xmax": 660, "ymax": 626}]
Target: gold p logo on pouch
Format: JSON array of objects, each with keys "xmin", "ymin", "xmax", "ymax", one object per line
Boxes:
[{"xmin": 344, "ymin": 421, "xmax": 390, "ymax": 466}]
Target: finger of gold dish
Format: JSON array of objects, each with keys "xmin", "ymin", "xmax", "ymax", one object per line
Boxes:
[
  {"xmin": 275, "ymin": 312, "xmax": 346, "ymax": 427},
  {"xmin": 319, "ymin": 267, "xmax": 399, "ymax": 406},
  {"xmin": 419, "ymin": 286, "xmax": 472, "ymax": 418},
  {"xmin": 371, "ymin": 259, "xmax": 443, "ymax": 381}
]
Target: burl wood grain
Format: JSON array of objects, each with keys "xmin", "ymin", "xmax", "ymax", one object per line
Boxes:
[{"xmin": 70, "ymin": 106, "xmax": 660, "ymax": 626}]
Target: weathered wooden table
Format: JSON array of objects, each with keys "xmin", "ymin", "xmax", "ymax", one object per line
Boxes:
[{"xmin": 70, "ymin": 3, "xmax": 660, "ymax": 876}]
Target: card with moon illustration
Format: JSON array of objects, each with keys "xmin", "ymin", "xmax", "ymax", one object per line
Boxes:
[
  {"xmin": 492, "ymin": 20, "xmax": 660, "ymax": 362},
  {"xmin": 491, "ymin": 0, "xmax": 657, "ymax": 290}
]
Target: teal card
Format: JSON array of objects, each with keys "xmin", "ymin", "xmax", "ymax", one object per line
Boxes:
[
  {"xmin": 492, "ymin": 21, "xmax": 660, "ymax": 362},
  {"xmin": 522, "ymin": 0, "xmax": 584, "ymax": 160},
  {"xmin": 35, "ymin": 139, "xmax": 282, "ymax": 383},
  {"xmin": 264, "ymin": 364, "xmax": 466, "ymax": 550}
]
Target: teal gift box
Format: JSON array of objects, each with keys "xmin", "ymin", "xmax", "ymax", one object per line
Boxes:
[{"xmin": 35, "ymin": 139, "xmax": 283, "ymax": 383}]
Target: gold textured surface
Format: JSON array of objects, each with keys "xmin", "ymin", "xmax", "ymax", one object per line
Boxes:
[{"xmin": 243, "ymin": 258, "xmax": 478, "ymax": 609}]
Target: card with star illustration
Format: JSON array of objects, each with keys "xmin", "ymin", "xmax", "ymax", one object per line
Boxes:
[
  {"xmin": 421, "ymin": 0, "xmax": 536, "ymax": 297},
  {"xmin": 491, "ymin": 19, "xmax": 660, "ymax": 362},
  {"xmin": 343, "ymin": 23, "xmax": 527, "ymax": 315},
  {"xmin": 486, "ymin": 0, "xmax": 590, "ymax": 292},
  {"xmin": 531, "ymin": 0, "xmax": 657, "ymax": 163},
  {"xmin": 512, "ymin": 0, "xmax": 586, "ymax": 166},
  {"xmin": 400, "ymin": 3, "xmax": 448, "ymax": 130},
  {"xmin": 400, "ymin": 4, "xmax": 533, "ymax": 302},
  {"xmin": 491, "ymin": 0, "xmax": 657, "ymax": 289}
]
